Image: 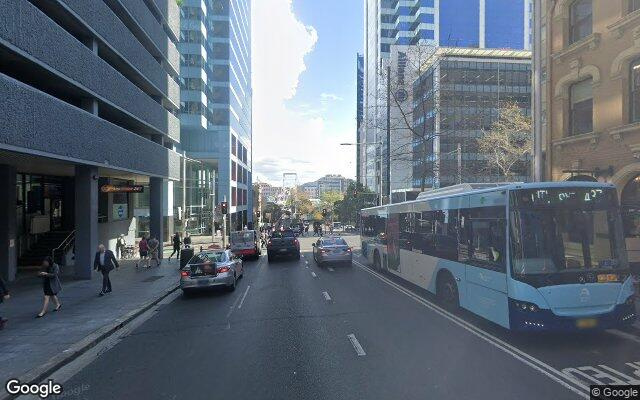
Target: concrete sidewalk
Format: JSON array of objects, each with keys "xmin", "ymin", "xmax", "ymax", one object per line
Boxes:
[
  {"xmin": 0, "ymin": 258, "xmax": 182, "ymax": 384},
  {"xmin": 0, "ymin": 235, "xmax": 225, "ymax": 389}
]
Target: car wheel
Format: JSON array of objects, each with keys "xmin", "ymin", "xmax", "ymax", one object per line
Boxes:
[
  {"xmin": 267, "ymin": 253, "xmax": 273, "ymax": 263},
  {"xmin": 182, "ymin": 289, "xmax": 192, "ymax": 298},
  {"xmin": 437, "ymin": 273, "xmax": 459, "ymax": 311},
  {"xmin": 295, "ymin": 251, "xmax": 301, "ymax": 260}
]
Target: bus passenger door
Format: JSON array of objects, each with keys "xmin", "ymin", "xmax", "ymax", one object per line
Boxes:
[{"xmin": 461, "ymin": 208, "xmax": 510, "ymax": 328}]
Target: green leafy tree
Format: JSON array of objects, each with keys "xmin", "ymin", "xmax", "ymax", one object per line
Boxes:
[
  {"xmin": 334, "ymin": 182, "xmax": 375, "ymax": 225},
  {"xmin": 263, "ymin": 202, "xmax": 282, "ymax": 223}
]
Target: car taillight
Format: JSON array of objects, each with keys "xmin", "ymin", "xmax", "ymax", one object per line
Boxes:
[
  {"xmin": 180, "ymin": 270, "xmax": 190, "ymax": 277},
  {"xmin": 268, "ymin": 240, "xmax": 272, "ymax": 246},
  {"xmin": 217, "ymin": 266, "xmax": 230, "ymax": 273},
  {"xmin": 294, "ymin": 239, "xmax": 299, "ymax": 247}
]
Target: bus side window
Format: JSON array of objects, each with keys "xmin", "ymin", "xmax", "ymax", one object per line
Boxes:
[{"xmin": 466, "ymin": 207, "xmax": 506, "ymax": 272}]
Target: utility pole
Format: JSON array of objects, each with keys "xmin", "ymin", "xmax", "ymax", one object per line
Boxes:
[
  {"xmin": 457, "ymin": 142, "xmax": 462, "ymax": 184},
  {"xmin": 182, "ymin": 151, "xmax": 187, "ymax": 232},
  {"xmin": 532, "ymin": 0, "xmax": 543, "ymax": 181},
  {"xmin": 386, "ymin": 65, "xmax": 391, "ymax": 204}
]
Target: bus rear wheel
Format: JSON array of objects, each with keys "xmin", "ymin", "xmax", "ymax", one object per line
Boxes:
[
  {"xmin": 437, "ymin": 273, "xmax": 459, "ymax": 310},
  {"xmin": 373, "ymin": 251, "xmax": 382, "ymax": 271}
]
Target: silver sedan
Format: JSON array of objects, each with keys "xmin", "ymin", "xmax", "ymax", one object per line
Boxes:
[
  {"xmin": 312, "ymin": 236, "xmax": 353, "ymax": 266},
  {"xmin": 180, "ymin": 250, "xmax": 244, "ymax": 294}
]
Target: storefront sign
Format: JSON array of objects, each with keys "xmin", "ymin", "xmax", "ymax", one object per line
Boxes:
[{"xmin": 101, "ymin": 184, "xmax": 144, "ymax": 193}]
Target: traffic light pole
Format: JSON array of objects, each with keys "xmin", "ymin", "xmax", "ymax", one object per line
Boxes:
[{"xmin": 222, "ymin": 196, "xmax": 228, "ymax": 249}]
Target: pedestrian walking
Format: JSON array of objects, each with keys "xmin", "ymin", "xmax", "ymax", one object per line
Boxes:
[
  {"xmin": 36, "ymin": 256, "xmax": 62, "ymax": 318},
  {"xmin": 136, "ymin": 235, "xmax": 149, "ymax": 269},
  {"xmin": 168, "ymin": 232, "xmax": 181, "ymax": 261},
  {"xmin": 116, "ymin": 234, "xmax": 126, "ymax": 259},
  {"xmin": 0, "ymin": 276, "xmax": 9, "ymax": 330},
  {"xmin": 183, "ymin": 232, "xmax": 192, "ymax": 248},
  {"xmin": 148, "ymin": 237, "xmax": 160, "ymax": 267},
  {"xmin": 94, "ymin": 244, "xmax": 119, "ymax": 296}
]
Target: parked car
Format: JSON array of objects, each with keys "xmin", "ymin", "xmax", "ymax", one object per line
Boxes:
[
  {"xmin": 230, "ymin": 230, "xmax": 261, "ymax": 260},
  {"xmin": 180, "ymin": 250, "xmax": 243, "ymax": 294},
  {"xmin": 267, "ymin": 229, "xmax": 300, "ymax": 262},
  {"xmin": 343, "ymin": 225, "xmax": 357, "ymax": 233},
  {"xmin": 312, "ymin": 236, "xmax": 352, "ymax": 266}
]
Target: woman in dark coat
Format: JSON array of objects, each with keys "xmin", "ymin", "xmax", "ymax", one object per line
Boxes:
[{"xmin": 36, "ymin": 256, "xmax": 62, "ymax": 318}]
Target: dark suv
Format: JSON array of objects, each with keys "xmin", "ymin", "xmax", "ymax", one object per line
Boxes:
[{"xmin": 267, "ymin": 229, "xmax": 300, "ymax": 262}]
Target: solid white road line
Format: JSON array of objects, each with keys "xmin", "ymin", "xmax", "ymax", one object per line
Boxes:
[
  {"xmin": 226, "ymin": 289, "xmax": 244, "ymax": 318},
  {"xmin": 328, "ymin": 267, "xmax": 335, "ymax": 272},
  {"xmin": 347, "ymin": 333, "xmax": 366, "ymax": 356},
  {"xmin": 311, "ymin": 271, "xmax": 317, "ymax": 278},
  {"xmin": 352, "ymin": 260, "xmax": 590, "ymax": 399},
  {"xmin": 237, "ymin": 285, "xmax": 251, "ymax": 309},
  {"xmin": 322, "ymin": 291, "xmax": 332, "ymax": 301},
  {"xmin": 607, "ymin": 329, "xmax": 640, "ymax": 344}
]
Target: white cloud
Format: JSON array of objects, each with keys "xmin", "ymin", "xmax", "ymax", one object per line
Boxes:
[
  {"xmin": 320, "ymin": 93, "xmax": 344, "ymax": 102},
  {"xmin": 252, "ymin": 0, "xmax": 354, "ymax": 186}
]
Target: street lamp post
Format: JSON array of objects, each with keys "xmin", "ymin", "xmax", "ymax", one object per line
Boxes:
[{"xmin": 340, "ymin": 142, "xmax": 384, "ymax": 205}]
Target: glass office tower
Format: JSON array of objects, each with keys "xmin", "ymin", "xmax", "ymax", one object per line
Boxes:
[{"xmin": 179, "ymin": 0, "xmax": 252, "ymax": 232}]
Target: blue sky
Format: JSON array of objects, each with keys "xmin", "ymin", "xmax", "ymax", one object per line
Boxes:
[{"xmin": 252, "ymin": 0, "xmax": 363, "ymax": 186}]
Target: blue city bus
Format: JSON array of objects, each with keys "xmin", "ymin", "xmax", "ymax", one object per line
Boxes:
[{"xmin": 360, "ymin": 182, "xmax": 637, "ymax": 331}]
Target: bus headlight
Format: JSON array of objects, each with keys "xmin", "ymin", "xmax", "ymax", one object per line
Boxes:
[{"xmin": 512, "ymin": 300, "xmax": 539, "ymax": 312}]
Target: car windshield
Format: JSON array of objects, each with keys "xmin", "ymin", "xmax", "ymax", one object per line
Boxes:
[
  {"xmin": 322, "ymin": 238, "xmax": 347, "ymax": 246},
  {"xmin": 188, "ymin": 252, "xmax": 227, "ymax": 265},
  {"xmin": 510, "ymin": 188, "xmax": 626, "ymax": 274}
]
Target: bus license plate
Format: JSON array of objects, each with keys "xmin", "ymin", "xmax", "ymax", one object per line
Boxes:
[{"xmin": 576, "ymin": 318, "xmax": 598, "ymax": 329}]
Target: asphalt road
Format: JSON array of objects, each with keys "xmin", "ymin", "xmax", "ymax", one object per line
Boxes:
[{"xmin": 51, "ymin": 235, "xmax": 640, "ymax": 400}]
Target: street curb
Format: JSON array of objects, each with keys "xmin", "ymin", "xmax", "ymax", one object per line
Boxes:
[{"xmin": 1, "ymin": 282, "xmax": 180, "ymax": 400}]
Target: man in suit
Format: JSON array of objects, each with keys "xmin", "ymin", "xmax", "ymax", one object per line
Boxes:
[{"xmin": 94, "ymin": 244, "xmax": 119, "ymax": 296}]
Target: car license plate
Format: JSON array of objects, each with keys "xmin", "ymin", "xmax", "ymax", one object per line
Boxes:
[
  {"xmin": 576, "ymin": 318, "xmax": 598, "ymax": 329},
  {"xmin": 279, "ymin": 249, "xmax": 287, "ymax": 253},
  {"xmin": 197, "ymin": 278, "xmax": 210, "ymax": 286}
]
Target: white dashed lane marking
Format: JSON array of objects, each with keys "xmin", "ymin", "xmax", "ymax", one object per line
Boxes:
[{"xmin": 347, "ymin": 334, "xmax": 366, "ymax": 356}]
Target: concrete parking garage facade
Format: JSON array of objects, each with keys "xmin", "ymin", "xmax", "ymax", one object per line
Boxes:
[{"xmin": 0, "ymin": 0, "xmax": 181, "ymax": 281}]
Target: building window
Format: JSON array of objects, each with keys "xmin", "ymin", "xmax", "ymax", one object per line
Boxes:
[
  {"xmin": 569, "ymin": 0, "xmax": 592, "ymax": 45},
  {"xmin": 630, "ymin": 0, "xmax": 640, "ymax": 13},
  {"xmin": 631, "ymin": 59, "xmax": 640, "ymax": 123},
  {"xmin": 569, "ymin": 79, "xmax": 593, "ymax": 136}
]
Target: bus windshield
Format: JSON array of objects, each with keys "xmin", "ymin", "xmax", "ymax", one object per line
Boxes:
[{"xmin": 510, "ymin": 188, "xmax": 625, "ymax": 275}]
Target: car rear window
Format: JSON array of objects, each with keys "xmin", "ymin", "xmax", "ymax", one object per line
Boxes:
[
  {"xmin": 322, "ymin": 238, "xmax": 347, "ymax": 246},
  {"xmin": 188, "ymin": 252, "xmax": 226, "ymax": 264},
  {"xmin": 271, "ymin": 230, "xmax": 295, "ymax": 238},
  {"xmin": 231, "ymin": 231, "xmax": 254, "ymax": 242}
]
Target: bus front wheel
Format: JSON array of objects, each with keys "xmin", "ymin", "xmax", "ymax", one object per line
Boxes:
[{"xmin": 437, "ymin": 273, "xmax": 459, "ymax": 310}]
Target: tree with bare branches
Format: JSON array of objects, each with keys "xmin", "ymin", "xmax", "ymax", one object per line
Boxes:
[
  {"xmin": 363, "ymin": 44, "xmax": 463, "ymax": 192},
  {"xmin": 477, "ymin": 103, "xmax": 532, "ymax": 178}
]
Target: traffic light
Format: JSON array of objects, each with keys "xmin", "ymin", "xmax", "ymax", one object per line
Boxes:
[
  {"xmin": 256, "ymin": 210, "xmax": 261, "ymax": 218},
  {"xmin": 221, "ymin": 201, "xmax": 228, "ymax": 215}
]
